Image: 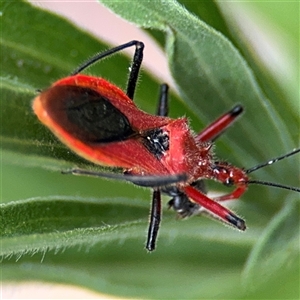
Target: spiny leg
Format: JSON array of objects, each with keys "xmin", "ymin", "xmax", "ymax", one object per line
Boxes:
[
  {"xmin": 156, "ymin": 84, "xmax": 169, "ymax": 116},
  {"xmin": 126, "ymin": 41, "xmax": 144, "ymax": 100},
  {"xmin": 184, "ymin": 185, "xmax": 246, "ymax": 230},
  {"xmin": 63, "ymin": 169, "xmax": 186, "ymax": 187},
  {"xmin": 146, "ymin": 189, "xmax": 162, "ymax": 251},
  {"xmin": 69, "ymin": 40, "xmax": 145, "ymax": 101},
  {"xmin": 146, "ymin": 83, "xmax": 170, "ymax": 251},
  {"xmin": 196, "ymin": 105, "xmax": 243, "ymax": 143},
  {"xmin": 193, "ymin": 105, "xmax": 243, "ymax": 202},
  {"xmin": 214, "ymin": 186, "xmax": 247, "ymax": 202}
]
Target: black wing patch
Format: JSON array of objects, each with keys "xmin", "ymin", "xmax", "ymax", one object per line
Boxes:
[{"xmin": 44, "ymin": 85, "xmax": 135, "ymax": 143}]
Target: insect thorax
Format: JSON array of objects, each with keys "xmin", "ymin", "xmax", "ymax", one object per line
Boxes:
[{"xmin": 141, "ymin": 128, "xmax": 169, "ymax": 159}]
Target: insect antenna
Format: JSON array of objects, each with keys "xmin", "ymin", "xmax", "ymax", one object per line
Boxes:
[
  {"xmin": 246, "ymin": 148, "xmax": 300, "ymax": 174},
  {"xmin": 245, "ymin": 148, "xmax": 300, "ymax": 192},
  {"xmin": 246, "ymin": 180, "xmax": 300, "ymax": 192}
]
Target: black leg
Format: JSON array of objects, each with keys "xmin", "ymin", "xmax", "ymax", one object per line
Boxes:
[
  {"xmin": 145, "ymin": 84, "xmax": 170, "ymax": 251},
  {"xmin": 126, "ymin": 42, "xmax": 144, "ymax": 100},
  {"xmin": 156, "ymin": 84, "xmax": 169, "ymax": 116},
  {"xmin": 69, "ymin": 40, "xmax": 145, "ymax": 101},
  {"xmin": 63, "ymin": 168, "xmax": 186, "ymax": 187},
  {"xmin": 146, "ymin": 189, "xmax": 162, "ymax": 251}
]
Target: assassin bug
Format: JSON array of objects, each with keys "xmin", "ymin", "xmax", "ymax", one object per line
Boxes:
[{"xmin": 33, "ymin": 40, "xmax": 300, "ymax": 251}]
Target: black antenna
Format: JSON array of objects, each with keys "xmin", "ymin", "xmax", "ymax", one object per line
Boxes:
[
  {"xmin": 245, "ymin": 148, "xmax": 300, "ymax": 192},
  {"xmin": 246, "ymin": 180, "xmax": 300, "ymax": 192},
  {"xmin": 246, "ymin": 148, "xmax": 300, "ymax": 174}
]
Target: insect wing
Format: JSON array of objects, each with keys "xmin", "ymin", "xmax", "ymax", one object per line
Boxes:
[
  {"xmin": 33, "ymin": 75, "xmax": 171, "ymax": 174},
  {"xmin": 35, "ymin": 84, "xmax": 136, "ymax": 143}
]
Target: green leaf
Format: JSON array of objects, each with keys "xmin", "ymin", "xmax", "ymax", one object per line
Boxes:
[
  {"xmin": 1, "ymin": 194, "xmax": 256, "ymax": 299},
  {"xmin": 0, "ymin": 196, "xmax": 148, "ymax": 257},
  {"xmin": 242, "ymin": 197, "xmax": 300, "ymax": 299},
  {"xmin": 1, "ymin": 195, "xmax": 255, "ymax": 257}
]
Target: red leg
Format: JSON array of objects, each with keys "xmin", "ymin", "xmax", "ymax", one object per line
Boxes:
[
  {"xmin": 214, "ymin": 185, "xmax": 247, "ymax": 202},
  {"xmin": 184, "ymin": 186, "xmax": 246, "ymax": 230},
  {"xmin": 196, "ymin": 105, "xmax": 243, "ymax": 143}
]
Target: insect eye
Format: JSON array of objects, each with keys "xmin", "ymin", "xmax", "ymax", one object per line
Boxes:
[{"xmin": 224, "ymin": 178, "xmax": 234, "ymax": 186}]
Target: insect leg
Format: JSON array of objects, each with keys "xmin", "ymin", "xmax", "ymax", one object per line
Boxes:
[
  {"xmin": 184, "ymin": 185, "xmax": 246, "ymax": 230},
  {"xmin": 63, "ymin": 169, "xmax": 187, "ymax": 187},
  {"xmin": 69, "ymin": 40, "xmax": 144, "ymax": 100},
  {"xmin": 70, "ymin": 40, "xmax": 144, "ymax": 80},
  {"xmin": 196, "ymin": 105, "xmax": 243, "ymax": 143},
  {"xmin": 145, "ymin": 83, "xmax": 169, "ymax": 251},
  {"xmin": 146, "ymin": 189, "xmax": 162, "ymax": 251},
  {"xmin": 190, "ymin": 105, "xmax": 243, "ymax": 208},
  {"xmin": 194, "ymin": 105, "xmax": 243, "ymax": 200},
  {"xmin": 156, "ymin": 84, "xmax": 169, "ymax": 116},
  {"xmin": 126, "ymin": 41, "xmax": 144, "ymax": 100},
  {"xmin": 214, "ymin": 185, "xmax": 247, "ymax": 202}
]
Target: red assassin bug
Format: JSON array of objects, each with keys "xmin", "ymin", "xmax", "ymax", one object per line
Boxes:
[{"xmin": 33, "ymin": 40, "xmax": 300, "ymax": 251}]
